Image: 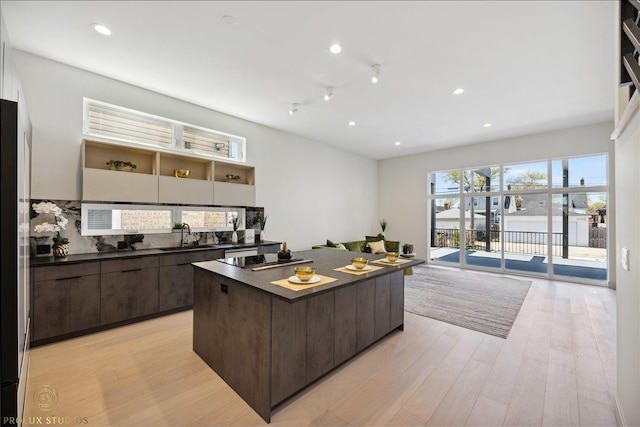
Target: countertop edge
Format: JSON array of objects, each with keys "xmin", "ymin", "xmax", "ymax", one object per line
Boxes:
[{"xmin": 30, "ymin": 241, "xmax": 281, "ymax": 267}]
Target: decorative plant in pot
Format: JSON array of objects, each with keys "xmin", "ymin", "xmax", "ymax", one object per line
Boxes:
[
  {"xmin": 257, "ymin": 214, "xmax": 268, "ymax": 242},
  {"xmin": 379, "ymin": 218, "xmax": 387, "ymax": 236},
  {"xmin": 32, "ymin": 201, "xmax": 69, "ymax": 258},
  {"xmin": 224, "ymin": 174, "xmax": 241, "ymax": 183},
  {"xmin": 402, "ymin": 243, "xmax": 414, "ymax": 255},
  {"xmin": 106, "ymin": 160, "xmax": 137, "ymax": 172},
  {"xmin": 231, "ymin": 215, "xmax": 240, "ymax": 244}
]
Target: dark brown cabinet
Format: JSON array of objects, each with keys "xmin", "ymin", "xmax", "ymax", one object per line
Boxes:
[
  {"xmin": 159, "ymin": 249, "xmax": 223, "ymax": 311},
  {"xmin": 100, "ymin": 256, "xmax": 159, "ymax": 324},
  {"xmin": 374, "ymin": 275, "xmax": 391, "ymax": 340},
  {"xmin": 334, "ymin": 285, "xmax": 357, "ymax": 366},
  {"xmin": 306, "ymin": 292, "xmax": 335, "ymax": 382},
  {"xmin": 389, "ymin": 271, "xmax": 404, "ymax": 330},
  {"xmin": 32, "ymin": 262, "xmax": 101, "ymax": 341},
  {"xmin": 356, "ymin": 278, "xmax": 376, "ymax": 352}
]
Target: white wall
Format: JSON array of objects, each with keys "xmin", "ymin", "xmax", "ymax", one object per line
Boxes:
[
  {"xmin": 378, "ymin": 121, "xmax": 615, "ymax": 277},
  {"xmin": 13, "ymin": 51, "xmax": 378, "ymax": 252},
  {"xmin": 613, "ymin": 92, "xmax": 640, "ymax": 427}
]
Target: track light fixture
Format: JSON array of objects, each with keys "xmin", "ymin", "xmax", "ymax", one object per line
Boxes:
[
  {"xmin": 324, "ymin": 87, "xmax": 334, "ymax": 101},
  {"xmin": 371, "ymin": 64, "xmax": 381, "ymax": 83},
  {"xmin": 289, "ymin": 103, "xmax": 299, "ymax": 115}
]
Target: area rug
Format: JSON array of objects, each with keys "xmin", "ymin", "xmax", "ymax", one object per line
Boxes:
[{"xmin": 404, "ymin": 266, "xmax": 532, "ymax": 338}]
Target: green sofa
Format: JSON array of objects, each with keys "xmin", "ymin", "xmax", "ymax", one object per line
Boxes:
[{"xmin": 312, "ymin": 234, "xmax": 400, "ymax": 253}]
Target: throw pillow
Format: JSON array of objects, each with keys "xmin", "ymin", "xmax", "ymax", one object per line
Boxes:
[
  {"xmin": 368, "ymin": 240, "xmax": 387, "ymax": 254},
  {"xmin": 335, "ymin": 243, "xmax": 347, "ymax": 251},
  {"xmin": 385, "ymin": 240, "xmax": 400, "ymax": 253},
  {"xmin": 343, "ymin": 241, "xmax": 364, "ymax": 252},
  {"xmin": 326, "ymin": 239, "xmax": 337, "ymax": 248}
]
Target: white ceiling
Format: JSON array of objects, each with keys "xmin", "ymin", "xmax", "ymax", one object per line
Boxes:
[{"xmin": 2, "ymin": 1, "xmax": 616, "ymax": 160}]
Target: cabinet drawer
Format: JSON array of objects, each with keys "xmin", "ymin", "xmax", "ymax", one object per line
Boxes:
[
  {"xmin": 33, "ymin": 274, "xmax": 101, "ymax": 340},
  {"xmin": 101, "ymin": 256, "xmax": 159, "ymax": 274},
  {"xmin": 33, "ymin": 261, "xmax": 100, "ymax": 282}
]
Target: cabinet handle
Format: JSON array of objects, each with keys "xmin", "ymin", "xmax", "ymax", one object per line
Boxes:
[
  {"xmin": 177, "ymin": 262, "xmax": 192, "ymax": 266},
  {"xmin": 122, "ymin": 268, "xmax": 142, "ymax": 273},
  {"xmin": 55, "ymin": 275, "xmax": 82, "ymax": 281}
]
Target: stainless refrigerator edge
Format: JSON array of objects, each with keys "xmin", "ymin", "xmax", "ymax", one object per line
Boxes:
[{"xmin": 1, "ymin": 98, "xmax": 32, "ymax": 425}]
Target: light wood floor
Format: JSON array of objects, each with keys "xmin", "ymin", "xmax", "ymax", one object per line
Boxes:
[{"xmin": 24, "ymin": 269, "xmax": 617, "ymax": 426}]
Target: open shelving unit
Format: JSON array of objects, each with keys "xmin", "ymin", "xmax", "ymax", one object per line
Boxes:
[{"xmin": 82, "ymin": 139, "xmax": 256, "ymax": 206}]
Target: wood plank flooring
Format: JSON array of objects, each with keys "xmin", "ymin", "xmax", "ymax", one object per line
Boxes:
[{"xmin": 23, "ymin": 270, "xmax": 617, "ymax": 426}]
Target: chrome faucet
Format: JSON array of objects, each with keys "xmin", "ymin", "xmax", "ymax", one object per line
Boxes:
[{"xmin": 180, "ymin": 223, "xmax": 191, "ymax": 247}]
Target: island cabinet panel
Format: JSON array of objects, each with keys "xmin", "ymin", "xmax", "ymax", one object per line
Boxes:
[
  {"xmin": 32, "ymin": 262, "xmax": 101, "ymax": 341},
  {"xmin": 306, "ymin": 292, "xmax": 335, "ymax": 383},
  {"xmin": 271, "ymin": 297, "xmax": 306, "ymax": 406},
  {"xmin": 334, "ymin": 286, "xmax": 357, "ymax": 366},
  {"xmin": 100, "ymin": 257, "xmax": 159, "ymax": 324},
  {"xmin": 374, "ymin": 275, "xmax": 391, "ymax": 340},
  {"xmin": 194, "ymin": 272, "xmax": 271, "ymax": 422},
  {"xmin": 158, "ymin": 249, "xmax": 224, "ymax": 311},
  {"xmin": 192, "ymin": 249, "xmax": 424, "ymax": 423},
  {"xmin": 356, "ymin": 278, "xmax": 376, "ymax": 352},
  {"xmin": 192, "ymin": 268, "xmax": 212, "ymax": 362},
  {"xmin": 389, "ymin": 271, "xmax": 404, "ymax": 330}
]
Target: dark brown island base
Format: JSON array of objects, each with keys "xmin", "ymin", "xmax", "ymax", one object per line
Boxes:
[{"xmin": 192, "ymin": 248, "xmax": 424, "ymax": 423}]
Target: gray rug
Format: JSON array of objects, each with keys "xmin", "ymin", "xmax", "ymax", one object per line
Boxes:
[{"xmin": 405, "ymin": 266, "xmax": 532, "ymax": 338}]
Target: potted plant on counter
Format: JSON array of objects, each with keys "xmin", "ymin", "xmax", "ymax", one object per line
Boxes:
[
  {"xmin": 231, "ymin": 215, "xmax": 240, "ymax": 244},
  {"xmin": 258, "ymin": 214, "xmax": 268, "ymax": 242}
]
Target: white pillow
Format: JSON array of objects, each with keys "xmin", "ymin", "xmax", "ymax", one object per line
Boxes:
[
  {"xmin": 368, "ymin": 240, "xmax": 387, "ymax": 254},
  {"xmin": 335, "ymin": 243, "xmax": 347, "ymax": 251}
]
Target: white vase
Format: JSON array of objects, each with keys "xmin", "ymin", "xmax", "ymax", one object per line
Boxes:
[
  {"xmin": 231, "ymin": 231, "xmax": 238, "ymax": 244},
  {"xmin": 260, "ymin": 230, "xmax": 265, "ymax": 242}
]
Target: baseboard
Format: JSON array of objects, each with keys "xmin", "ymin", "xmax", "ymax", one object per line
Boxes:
[{"xmin": 613, "ymin": 390, "xmax": 626, "ymax": 426}]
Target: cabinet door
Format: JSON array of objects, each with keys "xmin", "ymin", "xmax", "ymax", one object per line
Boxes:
[
  {"xmin": 83, "ymin": 168, "xmax": 159, "ymax": 203},
  {"xmin": 306, "ymin": 292, "xmax": 334, "ymax": 382},
  {"xmin": 334, "ymin": 285, "xmax": 357, "ymax": 366},
  {"xmin": 271, "ymin": 297, "xmax": 306, "ymax": 405},
  {"xmin": 101, "ymin": 267, "xmax": 159, "ymax": 324},
  {"xmin": 213, "ymin": 182, "xmax": 256, "ymax": 207},
  {"xmin": 356, "ymin": 278, "xmax": 375, "ymax": 352},
  {"xmin": 374, "ymin": 275, "xmax": 391, "ymax": 340},
  {"xmin": 33, "ymin": 274, "xmax": 101, "ymax": 341},
  {"xmin": 158, "ymin": 263, "xmax": 193, "ymax": 311},
  {"xmin": 389, "ymin": 271, "xmax": 404, "ymax": 330},
  {"xmin": 158, "ymin": 176, "xmax": 214, "ymax": 205}
]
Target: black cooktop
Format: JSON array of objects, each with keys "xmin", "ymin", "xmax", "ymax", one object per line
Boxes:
[{"xmin": 217, "ymin": 254, "xmax": 304, "ymax": 269}]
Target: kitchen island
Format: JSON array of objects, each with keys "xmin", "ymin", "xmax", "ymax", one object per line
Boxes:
[{"xmin": 192, "ymin": 248, "xmax": 424, "ymax": 422}]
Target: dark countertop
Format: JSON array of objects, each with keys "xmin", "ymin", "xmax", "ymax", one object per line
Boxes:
[
  {"xmin": 193, "ymin": 248, "xmax": 425, "ymax": 301},
  {"xmin": 30, "ymin": 241, "xmax": 281, "ymax": 267}
]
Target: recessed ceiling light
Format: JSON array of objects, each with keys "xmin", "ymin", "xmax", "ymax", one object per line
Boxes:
[
  {"xmin": 452, "ymin": 88, "xmax": 465, "ymax": 95},
  {"xmin": 324, "ymin": 87, "xmax": 334, "ymax": 101},
  {"xmin": 394, "ymin": 141, "xmax": 401, "ymax": 146},
  {"xmin": 348, "ymin": 121, "xmax": 356, "ymax": 126},
  {"xmin": 221, "ymin": 15, "xmax": 236, "ymax": 26},
  {"xmin": 91, "ymin": 23, "xmax": 112, "ymax": 36},
  {"xmin": 329, "ymin": 43, "xmax": 342, "ymax": 54},
  {"xmin": 483, "ymin": 123, "xmax": 493, "ymax": 128},
  {"xmin": 371, "ymin": 64, "xmax": 381, "ymax": 84}
]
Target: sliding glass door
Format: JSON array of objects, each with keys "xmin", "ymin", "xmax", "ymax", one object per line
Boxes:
[{"xmin": 428, "ymin": 154, "xmax": 608, "ymax": 283}]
